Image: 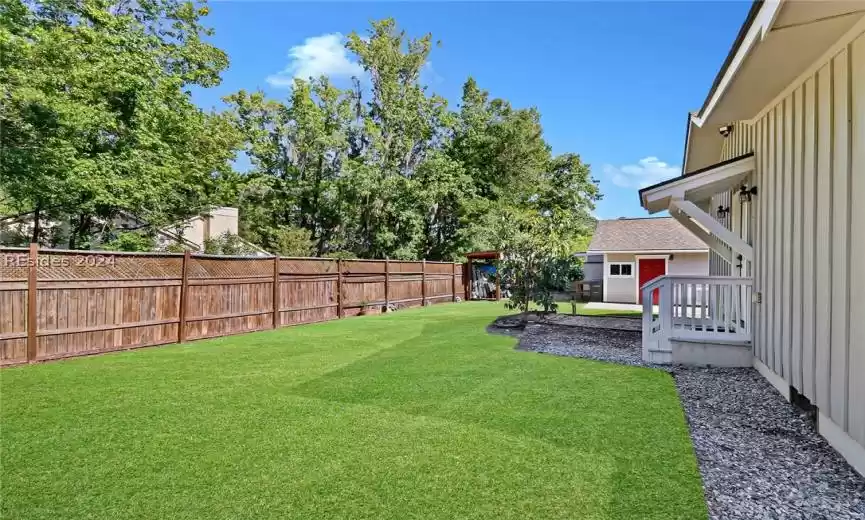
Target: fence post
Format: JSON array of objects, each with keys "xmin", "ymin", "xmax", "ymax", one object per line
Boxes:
[
  {"xmin": 337, "ymin": 258, "xmax": 343, "ymax": 318},
  {"xmin": 272, "ymin": 256, "xmax": 280, "ymax": 329},
  {"xmin": 178, "ymin": 250, "xmax": 190, "ymax": 343},
  {"xmin": 495, "ymin": 258, "xmax": 501, "ymax": 301},
  {"xmin": 26, "ymin": 243, "xmax": 38, "ymax": 362},
  {"xmin": 451, "ymin": 262, "xmax": 457, "ymax": 302},
  {"xmin": 463, "ymin": 262, "xmax": 469, "ymax": 301},
  {"xmin": 384, "ymin": 258, "xmax": 390, "ymax": 311},
  {"xmin": 421, "ymin": 259, "xmax": 426, "ymax": 305}
]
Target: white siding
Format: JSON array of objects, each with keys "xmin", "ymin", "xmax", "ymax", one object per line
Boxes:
[
  {"xmin": 601, "ymin": 252, "xmax": 709, "ymax": 304},
  {"xmin": 668, "ymin": 252, "xmax": 709, "ymax": 276},
  {"xmin": 751, "ymin": 33, "xmax": 865, "ymax": 449},
  {"xmin": 849, "ymin": 32, "xmax": 865, "ymax": 450},
  {"xmin": 604, "ymin": 253, "xmax": 637, "ymax": 303}
]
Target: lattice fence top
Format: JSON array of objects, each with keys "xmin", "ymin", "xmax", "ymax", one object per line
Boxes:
[
  {"xmin": 0, "ymin": 251, "xmax": 28, "ymax": 281},
  {"xmin": 280, "ymin": 258, "xmax": 337, "ymax": 274},
  {"xmin": 1, "ymin": 247, "xmax": 460, "ymax": 281},
  {"xmin": 343, "ymin": 260, "xmax": 386, "ymax": 274},
  {"xmin": 188, "ymin": 256, "xmax": 273, "ymax": 279},
  {"xmin": 1, "ymin": 249, "xmax": 185, "ymax": 280}
]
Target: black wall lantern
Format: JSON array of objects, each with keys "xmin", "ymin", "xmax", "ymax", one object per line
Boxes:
[
  {"xmin": 717, "ymin": 205, "xmax": 730, "ymax": 218},
  {"xmin": 739, "ymin": 185, "xmax": 758, "ymax": 203}
]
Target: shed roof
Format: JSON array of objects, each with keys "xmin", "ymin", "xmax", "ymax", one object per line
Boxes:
[{"xmin": 587, "ymin": 217, "xmax": 707, "ymax": 253}]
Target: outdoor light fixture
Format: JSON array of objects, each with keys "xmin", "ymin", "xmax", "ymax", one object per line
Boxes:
[
  {"xmin": 739, "ymin": 185, "xmax": 758, "ymax": 203},
  {"xmin": 719, "ymin": 124, "xmax": 734, "ymax": 137},
  {"xmin": 717, "ymin": 205, "xmax": 730, "ymax": 218}
]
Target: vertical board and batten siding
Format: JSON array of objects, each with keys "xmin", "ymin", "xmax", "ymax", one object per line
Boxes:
[
  {"xmin": 849, "ymin": 32, "xmax": 865, "ymax": 446},
  {"xmin": 711, "ymin": 120, "xmax": 755, "ymax": 278},
  {"xmin": 750, "ymin": 32, "xmax": 865, "ymax": 448},
  {"xmin": 791, "ymin": 86, "xmax": 804, "ymax": 392}
]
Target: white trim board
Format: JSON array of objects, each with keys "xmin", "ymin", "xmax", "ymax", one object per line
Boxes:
[
  {"xmin": 670, "ymin": 198, "xmax": 754, "ymax": 262},
  {"xmin": 607, "ymin": 261, "xmax": 635, "ymax": 279},
  {"xmin": 587, "ymin": 249, "xmax": 708, "ymax": 255},
  {"xmin": 819, "ymin": 412, "xmax": 865, "ymax": 478},
  {"xmin": 602, "ymin": 254, "xmax": 608, "ymax": 302},
  {"xmin": 641, "ymin": 154, "xmax": 756, "ymax": 213},
  {"xmin": 754, "ymin": 356, "xmax": 791, "ymax": 401},
  {"xmin": 692, "ymin": 0, "xmax": 784, "ymax": 128}
]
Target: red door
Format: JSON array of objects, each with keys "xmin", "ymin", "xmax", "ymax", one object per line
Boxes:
[{"xmin": 638, "ymin": 258, "xmax": 666, "ymax": 304}]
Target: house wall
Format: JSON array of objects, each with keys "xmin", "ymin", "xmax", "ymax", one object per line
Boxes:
[
  {"xmin": 711, "ymin": 28, "xmax": 865, "ymax": 472},
  {"xmin": 603, "ymin": 251, "xmax": 709, "ymax": 304},
  {"xmin": 208, "ymin": 207, "xmax": 239, "ymax": 238},
  {"xmin": 581, "ymin": 254, "xmax": 604, "ymax": 282},
  {"xmin": 711, "ymin": 120, "xmax": 755, "ymax": 277},
  {"xmin": 160, "ymin": 207, "xmax": 240, "ymax": 250},
  {"xmin": 668, "ymin": 252, "xmax": 709, "ymax": 277},
  {"xmin": 604, "ymin": 253, "xmax": 637, "ymax": 303}
]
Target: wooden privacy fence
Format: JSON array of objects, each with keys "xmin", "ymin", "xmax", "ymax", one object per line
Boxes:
[{"xmin": 0, "ymin": 245, "xmax": 465, "ymax": 366}]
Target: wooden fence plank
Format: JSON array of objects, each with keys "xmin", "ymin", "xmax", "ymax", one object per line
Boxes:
[
  {"xmin": 26, "ymin": 243, "xmax": 37, "ymax": 362},
  {"xmin": 337, "ymin": 259, "xmax": 343, "ymax": 318},
  {"xmin": 0, "ymin": 249, "xmax": 462, "ymax": 365},
  {"xmin": 272, "ymin": 256, "xmax": 280, "ymax": 329},
  {"xmin": 178, "ymin": 251, "xmax": 190, "ymax": 343},
  {"xmin": 385, "ymin": 258, "xmax": 390, "ymax": 310},
  {"xmin": 452, "ymin": 263, "xmax": 457, "ymax": 302}
]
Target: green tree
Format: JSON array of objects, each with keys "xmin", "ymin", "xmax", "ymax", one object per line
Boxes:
[
  {"xmin": 215, "ymin": 18, "xmax": 601, "ymax": 262},
  {"xmin": 0, "ymin": 0, "xmax": 236, "ymax": 248},
  {"xmin": 497, "ymin": 209, "xmax": 575, "ymax": 316},
  {"xmin": 223, "ymin": 78, "xmax": 353, "ymax": 256}
]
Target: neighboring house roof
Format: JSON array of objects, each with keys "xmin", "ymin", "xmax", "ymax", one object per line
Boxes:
[{"xmin": 587, "ymin": 217, "xmax": 708, "ymax": 253}]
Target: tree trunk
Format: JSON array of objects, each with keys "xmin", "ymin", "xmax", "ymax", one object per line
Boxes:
[{"xmin": 31, "ymin": 207, "xmax": 41, "ymax": 244}]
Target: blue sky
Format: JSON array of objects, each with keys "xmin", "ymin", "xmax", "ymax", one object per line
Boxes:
[{"xmin": 193, "ymin": 1, "xmax": 752, "ymax": 219}]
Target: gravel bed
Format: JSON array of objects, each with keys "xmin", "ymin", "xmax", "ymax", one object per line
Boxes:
[
  {"xmin": 509, "ymin": 319, "xmax": 865, "ymax": 519},
  {"xmin": 540, "ymin": 313, "xmax": 642, "ymax": 331},
  {"xmin": 516, "ymin": 323, "xmax": 650, "ymax": 367},
  {"xmin": 676, "ymin": 367, "xmax": 865, "ymax": 520}
]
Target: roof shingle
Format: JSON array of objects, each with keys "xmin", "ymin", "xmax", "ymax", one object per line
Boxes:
[{"xmin": 587, "ymin": 217, "xmax": 707, "ymax": 253}]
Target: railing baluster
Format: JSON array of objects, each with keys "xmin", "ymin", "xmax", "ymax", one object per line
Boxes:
[
  {"xmin": 640, "ymin": 276, "xmax": 753, "ymax": 363},
  {"xmin": 732, "ymin": 283, "xmax": 740, "ymax": 334}
]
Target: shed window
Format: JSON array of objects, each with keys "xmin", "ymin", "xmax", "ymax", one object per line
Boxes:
[{"xmin": 608, "ymin": 263, "xmax": 633, "ymax": 277}]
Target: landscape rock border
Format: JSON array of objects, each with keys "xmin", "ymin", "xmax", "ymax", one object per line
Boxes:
[{"xmin": 507, "ymin": 318, "xmax": 865, "ymax": 520}]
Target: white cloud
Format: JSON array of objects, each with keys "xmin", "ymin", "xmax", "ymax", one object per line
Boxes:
[
  {"xmin": 420, "ymin": 61, "xmax": 443, "ymax": 85},
  {"xmin": 602, "ymin": 157, "xmax": 680, "ymax": 188},
  {"xmin": 266, "ymin": 33, "xmax": 364, "ymax": 88}
]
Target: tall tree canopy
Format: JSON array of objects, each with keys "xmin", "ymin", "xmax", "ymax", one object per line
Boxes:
[
  {"xmin": 220, "ymin": 19, "xmax": 600, "ymax": 260},
  {"xmin": 2, "ymin": 10, "xmax": 599, "ymax": 258},
  {"xmin": 0, "ymin": 0, "xmax": 238, "ymax": 247}
]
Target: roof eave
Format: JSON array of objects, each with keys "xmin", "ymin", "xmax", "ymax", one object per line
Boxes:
[
  {"xmin": 639, "ymin": 153, "xmax": 756, "ymax": 212},
  {"xmin": 691, "ymin": 0, "xmax": 781, "ymax": 127}
]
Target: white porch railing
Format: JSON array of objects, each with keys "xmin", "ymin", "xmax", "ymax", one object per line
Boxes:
[{"xmin": 642, "ymin": 276, "xmax": 753, "ymax": 363}]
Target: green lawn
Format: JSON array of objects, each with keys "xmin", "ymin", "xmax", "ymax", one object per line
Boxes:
[{"xmin": 1, "ymin": 303, "xmax": 705, "ymax": 520}]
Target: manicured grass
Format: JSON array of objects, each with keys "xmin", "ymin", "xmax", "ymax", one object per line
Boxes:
[{"xmin": 1, "ymin": 303, "xmax": 705, "ymax": 520}]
